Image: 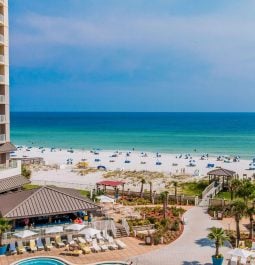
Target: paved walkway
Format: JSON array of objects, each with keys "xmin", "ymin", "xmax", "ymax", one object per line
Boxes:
[{"xmin": 132, "ymin": 207, "xmax": 231, "ymax": 265}]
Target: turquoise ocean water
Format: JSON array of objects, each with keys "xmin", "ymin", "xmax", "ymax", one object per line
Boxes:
[{"xmin": 10, "ymin": 112, "xmax": 255, "ymax": 158}]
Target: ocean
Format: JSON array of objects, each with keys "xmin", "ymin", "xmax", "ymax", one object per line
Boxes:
[{"xmin": 10, "ymin": 112, "xmax": 255, "ymax": 158}]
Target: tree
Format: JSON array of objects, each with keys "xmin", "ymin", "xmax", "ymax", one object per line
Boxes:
[
  {"xmin": 228, "ymin": 179, "xmax": 241, "ymax": 201},
  {"xmin": 173, "ymin": 181, "xmax": 178, "ymax": 203},
  {"xmin": 236, "ymin": 180, "xmax": 255, "ymax": 205},
  {"xmin": 21, "ymin": 165, "xmax": 31, "ymax": 179},
  {"xmin": 0, "ymin": 218, "xmax": 11, "ymax": 247},
  {"xmin": 149, "ymin": 181, "xmax": 153, "ymax": 203},
  {"xmin": 160, "ymin": 191, "xmax": 169, "ymax": 219},
  {"xmin": 246, "ymin": 206, "xmax": 255, "ymax": 239},
  {"xmin": 207, "ymin": 227, "xmax": 229, "ymax": 258},
  {"xmin": 230, "ymin": 200, "xmax": 247, "ymax": 247},
  {"xmin": 140, "ymin": 178, "xmax": 146, "ymax": 198}
]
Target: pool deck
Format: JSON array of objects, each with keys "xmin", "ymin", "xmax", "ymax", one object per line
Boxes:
[{"xmin": 0, "ymin": 237, "xmax": 161, "ymax": 265}]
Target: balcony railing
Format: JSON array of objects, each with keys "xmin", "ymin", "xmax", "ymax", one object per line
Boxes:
[
  {"xmin": 0, "ymin": 75, "xmax": 4, "ymax": 84},
  {"xmin": 0, "ymin": 95, "xmax": 5, "ymax": 103},
  {"xmin": 0, "ymin": 55, "xmax": 4, "ymax": 64},
  {"xmin": 0, "ymin": 115, "xmax": 5, "ymax": 123},
  {"xmin": 0, "ymin": 133, "xmax": 5, "ymax": 142},
  {"xmin": 0, "ymin": 14, "xmax": 3, "ymax": 24}
]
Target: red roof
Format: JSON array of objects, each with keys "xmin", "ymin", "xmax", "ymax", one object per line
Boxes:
[{"xmin": 96, "ymin": 180, "xmax": 125, "ymax": 187}]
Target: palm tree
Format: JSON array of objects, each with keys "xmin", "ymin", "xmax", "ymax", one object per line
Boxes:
[
  {"xmin": 228, "ymin": 179, "xmax": 241, "ymax": 201},
  {"xmin": 140, "ymin": 178, "xmax": 146, "ymax": 198},
  {"xmin": 160, "ymin": 191, "xmax": 169, "ymax": 219},
  {"xmin": 246, "ymin": 206, "xmax": 255, "ymax": 239},
  {"xmin": 173, "ymin": 181, "xmax": 178, "ymax": 203},
  {"xmin": 149, "ymin": 181, "xmax": 153, "ymax": 203},
  {"xmin": 0, "ymin": 218, "xmax": 11, "ymax": 247},
  {"xmin": 230, "ymin": 200, "xmax": 247, "ymax": 247},
  {"xmin": 236, "ymin": 180, "xmax": 255, "ymax": 205},
  {"xmin": 207, "ymin": 227, "xmax": 229, "ymax": 258}
]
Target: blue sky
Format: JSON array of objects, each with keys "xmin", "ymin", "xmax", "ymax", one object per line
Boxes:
[{"xmin": 9, "ymin": 0, "xmax": 255, "ymax": 112}]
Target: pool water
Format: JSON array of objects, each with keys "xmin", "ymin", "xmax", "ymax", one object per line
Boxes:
[{"xmin": 16, "ymin": 258, "xmax": 67, "ymax": 265}]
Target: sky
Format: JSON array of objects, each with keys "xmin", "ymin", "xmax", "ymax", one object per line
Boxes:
[{"xmin": 8, "ymin": 0, "xmax": 255, "ymax": 112}]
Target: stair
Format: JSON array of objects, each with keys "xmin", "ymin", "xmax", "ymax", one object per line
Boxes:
[{"xmin": 115, "ymin": 224, "xmax": 128, "ymax": 238}]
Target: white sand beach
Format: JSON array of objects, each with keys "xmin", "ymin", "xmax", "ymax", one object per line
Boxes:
[{"xmin": 14, "ymin": 146, "xmax": 255, "ymax": 192}]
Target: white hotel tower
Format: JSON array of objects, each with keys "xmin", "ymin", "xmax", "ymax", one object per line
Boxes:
[{"xmin": 0, "ymin": 0, "xmax": 26, "ymax": 192}]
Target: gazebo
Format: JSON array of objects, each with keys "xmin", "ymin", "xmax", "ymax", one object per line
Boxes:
[
  {"xmin": 96, "ymin": 180, "xmax": 125, "ymax": 198},
  {"xmin": 207, "ymin": 168, "xmax": 237, "ymax": 188}
]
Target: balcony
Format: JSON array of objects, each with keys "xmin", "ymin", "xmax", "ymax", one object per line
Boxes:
[
  {"xmin": 0, "ymin": 95, "xmax": 5, "ymax": 103},
  {"xmin": 0, "ymin": 34, "xmax": 3, "ymax": 44},
  {"xmin": 0, "ymin": 55, "xmax": 4, "ymax": 64},
  {"xmin": 0, "ymin": 160, "xmax": 22, "ymax": 179},
  {"xmin": 0, "ymin": 115, "xmax": 5, "ymax": 123},
  {"xmin": 0, "ymin": 14, "xmax": 3, "ymax": 24},
  {"xmin": 0, "ymin": 133, "xmax": 5, "ymax": 142},
  {"xmin": 0, "ymin": 75, "xmax": 4, "ymax": 84}
]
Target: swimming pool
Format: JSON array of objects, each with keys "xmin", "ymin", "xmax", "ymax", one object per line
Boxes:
[{"xmin": 13, "ymin": 258, "xmax": 68, "ymax": 265}]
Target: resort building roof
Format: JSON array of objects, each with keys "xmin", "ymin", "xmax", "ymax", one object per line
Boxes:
[
  {"xmin": 0, "ymin": 186, "xmax": 101, "ymax": 220},
  {"xmin": 96, "ymin": 180, "xmax": 125, "ymax": 187},
  {"xmin": 0, "ymin": 175, "xmax": 30, "ymax": 194},
  {"xmin": 0, "ymin": 142, "xmax": 17, "ymax": 154},
  {"xmin": 207, "ymin": 168, "xmax": 236, "ymax": 177}
]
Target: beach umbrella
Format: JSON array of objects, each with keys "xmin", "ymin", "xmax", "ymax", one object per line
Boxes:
[
  {"xmin": 45, "ymin": 226, "xmax": 63, "ymax": 234},
  {"xmin": 14, "ymin": 230, "xmax": 38, "ymax": 238},
  {"xmin": 97, "ymin": 195, "xmax": 115, "ymax": 203},
  {"xmin": 228, "ymin": 248, "xmax": 251, "ymax": 258},
  {"xmin": 65, "ymin": 224, "xmax": 85, "ymax": 231},
  {"xmin": 79, "ymin": 228, "xmax": 100, "ymax": 237}
]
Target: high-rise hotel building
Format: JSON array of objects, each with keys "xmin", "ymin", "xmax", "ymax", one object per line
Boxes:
[{"xmin": 0, "ymin": 0, "xmax": 28, "ymax": 192}]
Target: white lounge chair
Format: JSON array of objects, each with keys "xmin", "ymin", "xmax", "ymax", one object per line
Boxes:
[
  {"xmin": 91, "ymin": 239, "xmax": 101, "ymax": 252},
  {"xmin": 240, "ymin": 257, "xmax": 247, "ymax": 265},
  {"xmin": 108, "ymin": 237, "xmax": 118, "ymax": 250},
  {"xmin": 230, "ymin": 256, "xmax": 238, "ymax": 265},
  {"xmin": 115, "ymin": 239, "xmax": 126, "ymax": 249},
  {"xmin": 77, "ymin": 237, "xmax": 86, "ymax": 244}
]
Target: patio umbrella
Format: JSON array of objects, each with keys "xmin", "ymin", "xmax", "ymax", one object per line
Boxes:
[
  {"xmin": 228, "ymin": 248, "xmax": 252, "ymax": 258},
  {"xmin": 65, "ymin": 224, "xmax": 85, "ymax": 231},
  {"xmin": 14, "ymin": 230, "xmax": 38, "ymax": 238},
  {"xmin": 45, "ymin": 226, "xmax": 63, "ymax": 234},
  {"xmin": 79, "ymin": 228, "xmax": 100, "ymax": 237}
]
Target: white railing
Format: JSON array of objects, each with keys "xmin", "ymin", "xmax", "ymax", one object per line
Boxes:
[
  {"xmin": 0, "ymin": 95, "xmax": 5, "ymax": 103},
  {"xmin": 0, "ymin": 75, "xmax": 4, "ymax": 83},
  {"xmin": 0, "ymin": 55, "xmax": 4, "ymax": 64},
  {"xmin": 0, "ymin": 133, "xmax": 5, "ymax": 142},
  {"xmin": 0, "ymin": 114, "xmax": 5, "ymax": 122},
  {"xmin": 202, "ymin": 181, "xmax": 216, "ymax": 198},
  {"xmin": 0, "ymin": 160, "xmax": 22, "ymax": 179},
  {"xmin": 122, "ymin": 218, "xmax": 130, "ymax": 236}
]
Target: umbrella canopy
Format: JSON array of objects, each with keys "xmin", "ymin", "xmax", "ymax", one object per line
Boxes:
[
  {"xmin": 228, "ymin": 248, "xmax": 252, "ymax": 258},
  {"xmin": 79, "ymin": 227, "xmax": 100, "ymax": 237},
  {"xmin": 45, "ymin": 226, "xmax": 63, "ymax": 234},
  {"xmin": 97, "ymin": 195, "xmax": 115, "ymax": 203},
  {"xmin": 65, "ymin": 223, "xmax": 85, "ymax": 231},
  {"xmin": 14, "ymin": 230, "xmax": 38, "ymax": 238}
]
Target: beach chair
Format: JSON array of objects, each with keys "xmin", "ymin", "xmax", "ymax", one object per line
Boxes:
[
  {"xmin": 96, "ymin": 232, "xmax": 104, "ymax": 242},
  {"xmin": 17, "ymin": 241, "xmax": 26, "ymax": 254},
  {"xmin": 115, "ymin": 239, "xmax": 126, "ymax": 249},
  {"xmin": 240, "ymin": 257, "xmax": 247, "ymax": 265},
  {"xmin": 67, "ymin": 234, "xmax": 74, "ymax": 245},
  {"xmin": 45, "ymin": 237, "xmax": 53, "ymax": 250},
  {"xmin": 78, "ymin": 243, "xmax": 91, "ymax": 254},
  {"xmin": 108, "ymin": 236, "xmax": 118, "ymax": 250},
  {"xmin": 77, "ymin": 237, "xmax": 86, "ymax": 244},
  {"xmin": 55, "ymin": 235, "xmax": 65, "ymax": 248},
  {"xmin": 85, "ymin": 235, "xmax": 92, "ymax": 243},
  {"xmin": 230, "ymin": 256, "xmax": 238, "ymax": 265},
  {"xmin": 9, "ymin": 242, "xmax": 17, "ymax": 255},
  {"xmin": 30, "ymin": 239, "xmax": 37, "ymax": 252},
  {"xmin": 36, "ymin": 238, "xmax": 44, "ymax": 251},
  {"xmin": 90, "ymin": 239, "xmax": 101, "ymax": 252}
]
